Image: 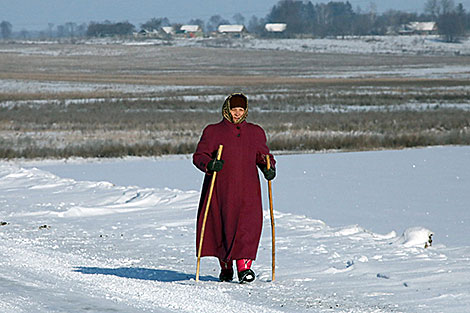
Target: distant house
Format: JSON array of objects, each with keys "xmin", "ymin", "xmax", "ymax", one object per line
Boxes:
[
  {"xmin": 180, "ymin": 25, "xmax": 203, "ymax": 37},
  {"xmin": 265, "ymin": 23, "xmax": 287, "ymax": 33},
  {"xmin": 399, "ymin": 22, "xmax": 437, "ymax": 35},
  {"xmin": 217, "ymin": 24, "xmax": 247, "ymax": 37},
  {"xmin": 161, "ymin": 26, "xmax": 175, "ymax": 36},
  {"xmin": 133, "ymin": 29, "xmax": 160, "ymax": 38}
]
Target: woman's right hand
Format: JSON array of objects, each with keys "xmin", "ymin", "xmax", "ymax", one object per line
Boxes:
[{"xmin": 207, "ymin": 159, "xmax": 224, "ymax": 172}]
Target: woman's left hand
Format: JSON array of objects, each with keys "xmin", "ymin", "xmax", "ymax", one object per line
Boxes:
[{"xmin": 261, "ymin": 166, "xmax": 276, "ymax": 180}]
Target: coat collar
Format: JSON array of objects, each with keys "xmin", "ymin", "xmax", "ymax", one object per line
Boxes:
[{"xmin": 222, "ymin": 119, "xmax": 247, "ymax": 129}]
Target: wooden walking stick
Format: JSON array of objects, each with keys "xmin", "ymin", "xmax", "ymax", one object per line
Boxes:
[
  {"xmin": 196, "ymin": 144, "xmax": 223, "ymax": 282},
  {"xmin": 266, "ymin": 155, "xmax": 276, "ymax": 281}
]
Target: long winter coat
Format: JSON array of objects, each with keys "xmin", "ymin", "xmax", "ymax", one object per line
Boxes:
[{"xmin": 193, "ymin": 118, "xmax": 275, "ymax": 262}]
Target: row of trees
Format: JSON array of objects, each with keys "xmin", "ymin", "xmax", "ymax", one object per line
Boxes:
[
  {"xmin": 263, "ymin": 0, "xmax": 469, "ymax": 40},
  {"xmin": 86, "ymin": 21, "xmax": 135, "ymax": 37},
  {"xmin": 1, "ymin": 0, "xmax": 469, "ymax": 41},
  {"xmin": 430, "ymin": 0, "xmax": 468, "ymax": 41},
  {"xmin": 0, "ymin": 21, "xmax": 89, "ymax": 40}
]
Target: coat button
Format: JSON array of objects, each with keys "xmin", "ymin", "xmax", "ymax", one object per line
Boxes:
[
  {"xmin": 237, "ymin": 134, "xmax": 240, "ymax": 137},
  {"xmin": 236, "ymin": 126, "xmax": 240, "ymax": 129}
]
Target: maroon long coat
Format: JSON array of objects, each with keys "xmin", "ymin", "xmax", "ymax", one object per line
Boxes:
[{"xmin": 193, "ymin": 119, "xmax": 275, "ymax": 262}]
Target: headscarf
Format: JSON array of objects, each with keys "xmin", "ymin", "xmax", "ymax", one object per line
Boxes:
[{"xmin": 222, "ymin": 93, "xmax": 248, "ymax": 124}]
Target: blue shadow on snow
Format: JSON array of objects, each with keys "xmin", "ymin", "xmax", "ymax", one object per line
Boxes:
[{"xmin": 73, "ymin": 267, "xmax": 218, "ymax": 282}]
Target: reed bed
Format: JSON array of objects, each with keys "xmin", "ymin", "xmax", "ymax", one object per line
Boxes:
[{"xmin": 1, "ymin": 43, "xmax": 470, "ymax": 158}]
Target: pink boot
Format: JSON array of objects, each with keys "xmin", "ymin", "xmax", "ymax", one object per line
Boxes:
[{"xmin": 236, "ymin": 259, "xmax": 253, "ymax": 271}]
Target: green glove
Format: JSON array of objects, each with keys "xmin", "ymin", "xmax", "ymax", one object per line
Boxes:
[
  {"xmin": 207, "ymin": 159, "xmax": 224, "ymax": 172},
  {"xmin": 261, "ymin": 166, "xmax": 276, "ymax": 180}
]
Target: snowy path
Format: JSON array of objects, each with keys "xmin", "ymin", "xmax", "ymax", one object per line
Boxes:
[{"xmin": 1, "ymin": 148, "xmax": 470, "ymax": 312}]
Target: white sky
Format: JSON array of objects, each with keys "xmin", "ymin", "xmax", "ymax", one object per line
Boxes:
[{"xmin": 2, "ymin": 0, "xmax": 470, "ymax": 30}]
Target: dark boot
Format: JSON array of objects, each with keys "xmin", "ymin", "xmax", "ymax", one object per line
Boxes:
[
  {"xmin": 238, "ymin": 269, "xmax": 255, "ymax": 283},
  {"xmin": 219, "ymin": 268, "xmax": 234, "ymax": 282},
  {"xmin": 219, "ymin": 259, "xmax": 233, "ymax": 282}
]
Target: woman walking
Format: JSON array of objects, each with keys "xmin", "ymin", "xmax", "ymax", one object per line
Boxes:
[{"xmin": 193, "ymin": 93, "xmax": 276, "ymax": 283}]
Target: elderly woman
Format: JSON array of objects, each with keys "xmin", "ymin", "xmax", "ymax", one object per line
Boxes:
[{"xmin": 193, "ymin": 93, "xmax": 276, "ymax": 283}]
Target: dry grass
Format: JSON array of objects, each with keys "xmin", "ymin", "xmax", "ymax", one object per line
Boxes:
[{"xmin": 1, "ymin": 42, "xmax": 470, "ymax": 158}]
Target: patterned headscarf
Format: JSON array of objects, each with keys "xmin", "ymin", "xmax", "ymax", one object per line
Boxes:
[{"xmin": 222, "ymin": 93, "xmax": 248, "ymax": 124}]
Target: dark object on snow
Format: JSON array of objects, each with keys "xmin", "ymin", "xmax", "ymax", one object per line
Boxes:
[
  {"xmin": 39, "ymin": 224, "xmax": 51, "ymax": 229},
  {"xmin": 377, "ymin": 273, "xmax": 390, "ymax": 279},
  {"xmin": 0, "ymin": 221, "xmax": 9, "ymax": 226},
  {"xmin": 425, "ymin": 233, "xmax": 433, "ymax": 248},
  {"xmin": 238, "ymin": 269, "xmax": 255, "ymax": 283},
  {"xmin": 219, "ymin": 268, "xmax": 234, "ymax": 282}
]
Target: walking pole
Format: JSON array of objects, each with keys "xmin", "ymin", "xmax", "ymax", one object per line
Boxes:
[
  {"xmin": 266, "ymin": 155, "xmax": 275, "ymax": 282},
  {"xmin": 196, "ymin": 144, "xmax": 223, "ymax": 282}
]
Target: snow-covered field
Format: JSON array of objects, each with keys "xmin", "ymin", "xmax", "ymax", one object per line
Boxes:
[
  {"xmin": 241, "ymin": 36, "xmax": 470, "ymax": 57},
  {"xmin": 1, "ymin": 146, "xmax": 469, "ymax": 312},
  {"xmin": 8, "ymin": 35, "xmax": 470, "ymax": 56},
  {"xmin": 3, "ymin": 35, "xmax": 470, "ymax": 81},
  {"xmin": 126, "ymin": 35, "xmax": 470, "ymax": 57}
]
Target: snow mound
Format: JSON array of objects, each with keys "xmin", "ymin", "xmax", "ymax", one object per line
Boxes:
[
  {"xmin": 0, "ymin": 163, "xmax": 197, "ymax": 218},
  {"xmin": 397, "ymin": 227, "xmax": 434, "ymax": 248},
  {"xmin": 334, "ymin": 225, "xmax": 365, "ymax": 236}
]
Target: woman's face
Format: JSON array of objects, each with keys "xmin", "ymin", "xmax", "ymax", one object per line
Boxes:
[{"xmin": 230, "ymin": 107, "xmax": 245, "ymax": 123}]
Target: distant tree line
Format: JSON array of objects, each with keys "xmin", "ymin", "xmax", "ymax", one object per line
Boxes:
[
  {"xmin": 264, "ymin": 0, "xmax": 469, "ymax": 41},
  {"xmin": 86, "ymin": 21, "xmax": 135, "ymax": 37},
  {"xmin": 1, "ymin": 0, "xmax": 469, "ymax": 42},
  {"xmin": 433, "ymin": 1, "xmax": 468, "ymax": 41}
]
